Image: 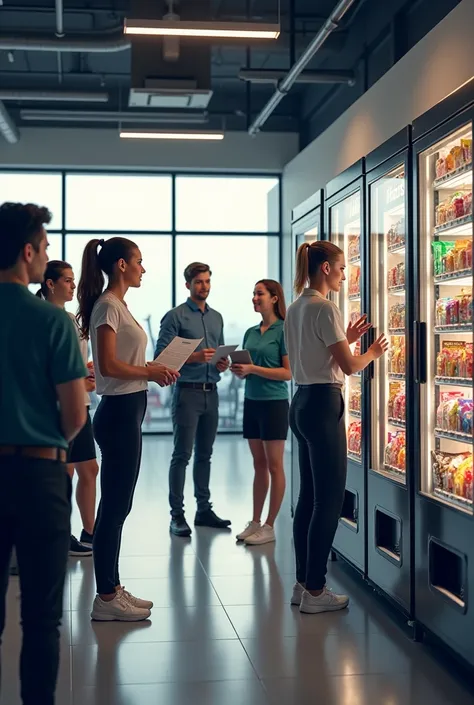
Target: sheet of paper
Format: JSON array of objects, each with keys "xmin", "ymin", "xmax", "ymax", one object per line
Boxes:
[
  {"xmin": 153, "ymin": 336, "xmax": 203, "ymax": 371},
  {"xmin": 229, "ymin": 349, "xmax": 253, "ymax": 364},
  {"xmin": 209, "ymin": 344, "xmax": 238, "ymax": 365}
]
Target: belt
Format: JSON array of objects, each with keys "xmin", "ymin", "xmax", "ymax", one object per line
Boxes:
[
  {"xmin": 177, "ymin": 382, "xmax": 217, "ymax": 392},
  {"xmin": 0, "ymin": 445, "xmax": 67, "ymax": 463}
]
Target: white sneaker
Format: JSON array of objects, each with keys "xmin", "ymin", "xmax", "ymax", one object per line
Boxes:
[
  {"xmin": 299, "ymin": 587, "xmax": 349, "ymax": 614},
  {"xmin": 244, "ymin": 524, "xmax": 276, "ymax": 545},
  {"xmin": 91, "ymin": 589, "xmax": 151, "ymax": 621},
  {"xmin": 236, "ymin": 521, "xmax": 260, "ymax": 541},
  {"xmin": 290, "ymin": 582, "xmax": 305, "ymax": 606},
  {"xmin": 121, "ymin": 586, "xmax": 154, "ymax": 610}
]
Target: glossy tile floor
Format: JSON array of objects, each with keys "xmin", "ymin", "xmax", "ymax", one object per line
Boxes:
[{"xmin": 3, "ymin": 437, "xmax": 474, "ymax": 705}]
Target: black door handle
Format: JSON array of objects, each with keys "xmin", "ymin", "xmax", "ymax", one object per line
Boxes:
[{"xmin": 414, "ymin": 321, "xmax": 427, "ymax": 384}]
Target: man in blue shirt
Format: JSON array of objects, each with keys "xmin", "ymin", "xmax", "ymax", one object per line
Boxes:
[
  {"xmin": 155, "ymin": 262, "xmax": 231, "ymax": 537},
  {"xmin": 0, "ymin": 202, "xmax": 87, "ymax": 705}
]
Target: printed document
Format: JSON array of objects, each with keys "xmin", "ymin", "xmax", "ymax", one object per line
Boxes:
[{"xmin": 153, "ymin": 337, "xmax": 203, "ymax": 371}]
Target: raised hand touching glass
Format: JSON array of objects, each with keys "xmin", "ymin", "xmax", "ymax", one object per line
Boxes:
[{"xmin": 346, "ymin": 314, "xmax": 372, "ymax": 345}]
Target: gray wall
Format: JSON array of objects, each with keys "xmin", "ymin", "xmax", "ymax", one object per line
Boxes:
[
  {"xmin": 0, "ymin": 128, "xmax": 299, "ymax": 174},
  {"xmin": 282, "ymin": 0, "xmax": 474, "ymax": 297}
]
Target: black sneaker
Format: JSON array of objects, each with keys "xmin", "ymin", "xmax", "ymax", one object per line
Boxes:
[
  {"xmin": 69, "ymin": 535, "xmax": 93, "ymax": 557},
  {"xmin": 80, "ymin": 529, "xmax": 94, "ymax": 548},
  {"xmin": 194, "ymin": 509, "xmax": 231, "ymax": 529},
  {"xmin": 170, "ymin": 515, "xmax": 192, "ymax": 538}
]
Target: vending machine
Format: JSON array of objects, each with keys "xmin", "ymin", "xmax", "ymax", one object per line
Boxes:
[
  {"xmin": 365, "ymin": 128, "xmax": 414, "ymax": 615},
  {"xmin": 412, "ymin": 84, "xmax": 474, "ymax": 667},
  {"xmin": 290, "ymin": 190, "xmax": 324, "ymax": 515},
  {"xmin": 325, "ymin": 161, "xmax": 366, "ymax": 572}
]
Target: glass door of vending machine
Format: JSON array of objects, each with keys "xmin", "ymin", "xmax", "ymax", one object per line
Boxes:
[
  {"xmin": 330, "ymin": 192, "xmax": 363, "ymax": 469},
  {"xmin": 419, "ymin": 124, "xmax": 473, "ymax": 514},
  {"xmin": 290, "ymin": 204, "xmax": 322, "ymax": 515},
  {"xmin": 370, "ymin": 167, "xmax": 407, "ymax": 483}
]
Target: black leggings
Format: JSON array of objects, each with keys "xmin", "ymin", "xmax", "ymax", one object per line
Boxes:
[
  {"xmin": 289, "ymin": 384, "xmax": 347, "ymax": 591},
  {"xmin": 92, "ymin": 391, "xmax": 147, "ymax": 594}
]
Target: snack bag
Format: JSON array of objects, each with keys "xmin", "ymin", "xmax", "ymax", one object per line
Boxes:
[{"xmin": 436, "ymin": 158, "xmax": 447, "ymax": 179}]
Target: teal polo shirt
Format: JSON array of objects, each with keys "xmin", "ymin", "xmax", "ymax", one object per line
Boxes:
[
  {"xmin": 242, "ymin": 319, "xmax": 288, "ymax": 401},
  {"xmin": 0, "ymin": 283, "xmax": 87, "ymax": 450}
]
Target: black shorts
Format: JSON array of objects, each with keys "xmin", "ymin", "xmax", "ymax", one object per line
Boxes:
[
  {"xmin": 243, "ymin": 398, "xmax": 289, "ymax": 441},
  {"xmin": 67, "ymin": 409, "xmax": 96, "ymax": 464}
]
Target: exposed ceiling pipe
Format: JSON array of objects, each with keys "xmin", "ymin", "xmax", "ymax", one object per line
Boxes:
[
  {"xmin": 0, "ymin": 101, "xmax": 20, "ymax": 143},
  {"xmin": 239, "ymin": 68, "xmax": 355, "ymax": 85},
  {"xmin": 0, "ymin": 90, "xmax": 109, "ymax": 102},
  {"xmin": 0, "ymin": 35, "xmax": 131, "ymax": 53},
  {"xmin": 20, "ymin": 110, "xmax": 209, "ymax": 124},
  {"xmin": 248, "ymin": 0, "xmax": 360, "ymax": 135},
  {"xmin": 55, "ymin": 0, "xmax": 64, "ymax": 84}
]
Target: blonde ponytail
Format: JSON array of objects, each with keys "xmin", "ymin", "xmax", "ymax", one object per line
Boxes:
[{"xmin": 293, "ymin": 240, "xmax": 343, "ymax": 296}]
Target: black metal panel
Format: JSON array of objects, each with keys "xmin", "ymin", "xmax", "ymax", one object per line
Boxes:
[
  {"xmin": 415, "ymin": 496, "xmax": 474, "ymax": 667},
  {"xmin": 291, "ymin": 189, "xmax": 323, "ymax": 224},
  {"xmin": 333, "ymin": 460, "xmax": 365, "ymax": 572},
  {"xmin": 412, "ymin": 78, "xmax": 474, "ymax": 143},
  {"xmin": 365, "ymin": 126, "xmax": 411, "ymax": 174},
  {"xmin": 325, "ymin": 159, "xmax": 365, "ymax": 201}
]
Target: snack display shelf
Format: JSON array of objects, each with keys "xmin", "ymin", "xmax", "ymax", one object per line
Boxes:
[
  {"xmin": 435, "ymin": 324, "xmax": 472, "ymax": 334},
  {"xmin": 433, "ymin": 487, "xmax": 473, "ymax": 511},
  {"xmin": 433, "ymin": 161, "xmax": 472, "ymax": 190},
  {"xmin": 348, "ymin": 409, "xmax": 361, "ymax": 418},
  {"xmin": 435, "ymin": 429, "xmax": 472, "ymax": 443},
  {"xmin": 388, "ymin": 417, "xmax": 405, "ymax": 428},
  {"xmin": 388, "ymin": 284, "xmax": 405, "ymax": 295},
  {"xmin": 388, "ymin": 372, "xmax": 405, "ymax": 380},
  {"xmin": 348, "ymin": 293, "xmax": 361, "ymax": 301},
  {"xmin": 387, "ymin": 243, "xmax": 406, "ymax": 255},
  {"xmin": 434, "ymin": 268, "xmax": 472, "ymax": 285},
  {"xmin": 353, "ymin": 371, "xmax": 362, "ymax": 378},
  {"xmin": 349, "ymin": 255, "xmax": 361, "ymax": 265},
  {"xmin": 348, "ymin": 451, "xmax": 362, "ymax": 463},
  {"xmin": 435, "ymin": 376, "xmax": 472, "ymax": 387},
  {"xmin": 434, "ymin": 213, "xmax": 472, "ymax": 236},
  {"xmin": 384, "ymin": 464, "xmax": 406, "ymax": 479},
  {"xmin": 389, "ymin": 328, "xmax": 405, "ymax": 334}
]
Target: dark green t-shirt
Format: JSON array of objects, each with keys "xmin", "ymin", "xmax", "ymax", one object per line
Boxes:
[
  {"xmin": 0, "ymin": 283, "xmax": 87, "ymax": 449},
  {"xmin": 243, "ymin": 319, "xmax": 289, "ymax": 401}
]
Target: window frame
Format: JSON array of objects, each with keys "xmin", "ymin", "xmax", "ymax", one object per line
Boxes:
[{"xmin": 0, "ymin": 168, "xmax": 283, "ymax": 434}]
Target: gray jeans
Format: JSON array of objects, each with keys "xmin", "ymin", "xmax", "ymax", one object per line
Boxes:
[{"xmin": 169, "ymin": 386, "xmax": 219, "ymax": 518}]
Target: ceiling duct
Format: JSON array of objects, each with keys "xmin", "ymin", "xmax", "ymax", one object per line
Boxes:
[
  {"xmin": 0, "ymin": 101, "xmax": 19, "ymax": 143},
  {"xmin": 20, "ymin": 110, "xmax": 208, "ymax": 125},
  {"xmin": 129, "ymin": 0, "xmax": 213, "ymax": 110}
]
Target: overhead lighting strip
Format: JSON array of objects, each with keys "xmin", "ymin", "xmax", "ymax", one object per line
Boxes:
[
  {"xmin": 124, "ymin": 19, "xmax": 280, "ymax": 40},
  {"xmin": 120, "ymin": 130, "xmax": 224, "ymax": 141}
]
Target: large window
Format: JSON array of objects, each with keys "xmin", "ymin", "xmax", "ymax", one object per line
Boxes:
[{"xmin": 1, "ymin": 171, "xmax": 281, "ymax": 433}]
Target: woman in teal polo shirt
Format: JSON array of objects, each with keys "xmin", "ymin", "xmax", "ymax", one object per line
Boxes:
[{"xmin": 231, "ymin": 279, "xmax": 291, "ymax": 546}]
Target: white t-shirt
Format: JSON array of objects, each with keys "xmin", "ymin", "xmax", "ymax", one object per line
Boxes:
[
  {"xmin": 68, "ymin": 312, "xmax": 90, "ymax": 407},
  {"xmin": 284, "ymin": 288, "xmax": 346, "ymax": 385},
  {"xmin": 90, "ymin": 291, "xmax": 148, "ymax": 396}
]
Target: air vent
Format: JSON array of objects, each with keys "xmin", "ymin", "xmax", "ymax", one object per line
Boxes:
[{"xmin": 129, "ymin": 79, "xmax": 213, "ymax": 109}]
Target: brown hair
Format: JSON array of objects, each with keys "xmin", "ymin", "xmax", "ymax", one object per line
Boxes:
[
  {"xmin": 76, "ymin": 236, "xmax": 138, "ymax": 338},
  {"xmin": 184, "ymin": 262, "xmax": 212, "ymax": 284},
  {"xmin": 0, "ymin": 202, "xmax": 51, "ymax": 270},
  {"xmin": 294, "ymin": 241, "xmax": 343, "ymax": 296},
  {"xmin": 255, "ymin": 279, "xmax": 286, "ymax": 320},
  {"xmin": 36, "ymin": 260, "xmax": 72, "ymax": 299}
]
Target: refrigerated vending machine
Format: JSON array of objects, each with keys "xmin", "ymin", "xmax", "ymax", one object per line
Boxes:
[
  {"xmin": 325, "ymin": 161, "xmax": 366, "ymax": 571},
  {"xmin": 290, "ymin": 190, "xmax": 324, "ymax": 515},
  {"xmin": 365, "ymin": 128, "xmax": 413, "ymax": 615},
  {"xmin": 413, "ymin": 88, "xmax": 474, "ymax": 667}
]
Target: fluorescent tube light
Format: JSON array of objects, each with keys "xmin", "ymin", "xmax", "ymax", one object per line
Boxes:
[
  {"xmin": 124, "ymin": 19, "xmax": 280, "ymax": 40},
  {"xmin": 120, "ymin": 130, "xmax": 224, "ymax": 141}
]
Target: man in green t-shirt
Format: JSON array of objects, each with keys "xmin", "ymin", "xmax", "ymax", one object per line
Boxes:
[{"xmin": 0, "ymin": 202, "xmax": 87, "ymax": 705}]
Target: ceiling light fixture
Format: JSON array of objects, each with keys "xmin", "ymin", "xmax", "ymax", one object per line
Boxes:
[
  {"xmin": 123, "ymin": 19, "xmax": 280, "ymax": 40},
  {"xmin": 119, "ymin": 130, "xmax": 224, "ymax": 141}
]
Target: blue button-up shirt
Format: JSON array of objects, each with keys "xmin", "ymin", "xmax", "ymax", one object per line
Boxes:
[{"xmin": 154, "ymin": 298, "xmax": 225, "ymax": 384}]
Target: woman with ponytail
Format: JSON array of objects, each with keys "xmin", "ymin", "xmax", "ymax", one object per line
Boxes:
[
  {"xmin": 77, "ymin": 237, "xmax": 179, "ymax": 622},
  {"xmin": 285, "ymin": 241, "xmax": 389, "ymax": 614},
  {"xmin": 37, "ymin": 260, "xmax": 98, "ymax": 558}
]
